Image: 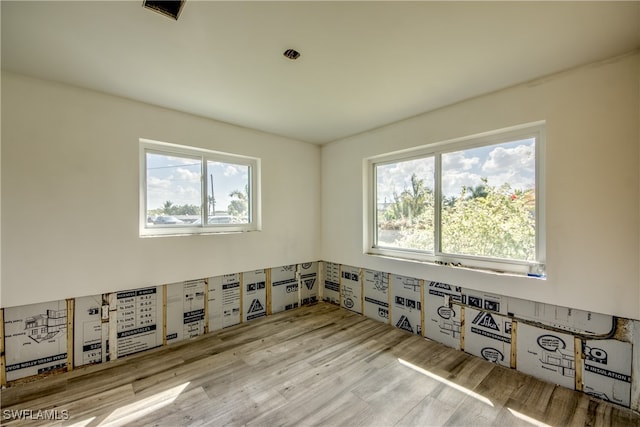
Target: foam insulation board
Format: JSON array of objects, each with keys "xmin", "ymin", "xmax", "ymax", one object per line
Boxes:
[
  {"xmin": 113, "ymin": 287, "xmax": 162, "ymax": 358},
  {"xmin": 4, "ymin": 300, "xmax": 68, "ymax": 381},
  {"xmin": 243, "ymin": 269, "xmax": 267, "ymax": 322},
  {"xmin": 74, "ymin": 294, "xmax": 108, "ymax": 367},
  {"xmin": 390, "ymin": 274, "xmax": 422, "ymax": 335},
  {"xmin": 340, "ymin": 265, "xmax": 362, "ymax": 314},
  {"xmin": 633, "ymin": 320, "xmax": 640, "ymax": 413},
  {"xmin": 363, "ymin": 269, "xmax": 390, "ymax": 324},
  {"xmin": 424, "ymin": 281, "xmax": 462, "ymax": 350},
  {"xmin": 461, "ymin": 289, "xmax": 506, "ymax": 315},
  {"xmin": 516, "ymin": 323, "xmax": 575, "ymax": 389},
  {"xmin": 165, "ymin": 279, "xmax": 206, "ymax": 345},
  {"xmin": 208, "ymin": 274, "xmax": 241, "ymax": 330},
  {"xmin": 270, "ymin": 265, "xmax": 299, "ymax": 314},
  {"xmin": 507, "ymin": 297, "xmax": 614, "ymax": 336},
  {"xmin": 582, "ymin": 339, "xmax": 632, "ymax": 407},
  {"xmin": 322, "ymin": 261, "xmax": 341, "ymax": 304},
  {"xmin": 464, "ymin": 307, "xmax": 512, "ymax": 368},
  {"xmin": 299, "ymin": 262, "xmax": 319, "ymax": 306}
]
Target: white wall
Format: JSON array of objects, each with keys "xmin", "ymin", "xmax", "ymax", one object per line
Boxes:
[
  {"xmin": 1, "ymin": 72, "xmax": 321, "ymax": 307},
  {"xmin": 322, "ymin": 52, "xmax": 640, "ymax": 320}
]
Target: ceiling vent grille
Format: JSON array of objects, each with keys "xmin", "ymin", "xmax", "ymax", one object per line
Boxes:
[
  {"xmin": 143, "ymin": 0, "xmax": 185, "ymax": 21},
  {"xmin": 283, "ymin": 49, "xmax": 301, "ymax": 60}
]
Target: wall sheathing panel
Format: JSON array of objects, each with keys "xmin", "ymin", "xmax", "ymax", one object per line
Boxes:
[
  {"xmin": 112, "ymin": 287, "xmax": 162, "ymax": 358},
  {"xmin": 165, "ymin": 279, "xmax": 206, "ymax": 345},
  {"xmin": 208, "ymin": 274, "xmax": 242, "ymax": 331},
  {"xmin": 340, "ymin": 265, "xmax": 362, "ymax": 314},
  {"xmin": 299, "ymin": 262, "xmax": 319, "ymax": 306},
  {"xmin": 390, "ymin": 274, "xmax": 422, "ymax": 335},
  {"xmin": 516, "ymin": 323, "xmax": 576, "ymax": 390},
  {"xmin": 73, "ymin": 294, "xmax": 108, "ymax": 368},
  {"xmin": 424, "ymin": 282, "xmax": 462, "ymax": 349},
  {"xmin": 242, "ymin": 269, "xmax": 267, "ymax": 322},
  {"xmin": 362, "ymin": 269, "xmax": 390, "ymax": 324},
  {"xmin": 464, "ymin": 307, "xmax": 512, "ymax": 368},
  {"xmin": 270, "ymin": 265, "xmax": 299, "ymax": 314},
  {"xmin": 2, "ymin": 261, "xmax": 639, "ymax": 410},
  {"xmin": 321, "ymin": 262, "xmax": 340, "ymax": 305},
  {"xmin": 4, "ymin": 300, "xmax": 68, "ymax": 381}
]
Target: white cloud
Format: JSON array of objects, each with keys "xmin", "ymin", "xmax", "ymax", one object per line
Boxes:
[
  {"xmin": 482, "ymin": 144, "xmax": 534, "ymax": 174},
  {"xmin": 442, "ymin": 170, "xmax": 483, "ymax": 197},
  {"xmin": 176, "ymin": 167, "xmax": 201, "ymax": 183},
  {"xmin": 223, "ymin": 165, "xmax": 240, "ymax": 177},
  {"xmin": 443, "ymin": 151, "xmax": 480, "ymax": 171}
]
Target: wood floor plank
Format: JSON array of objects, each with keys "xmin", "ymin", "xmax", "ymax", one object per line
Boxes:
[{"xmin": 1, "ymin": 302, "xmax": 638, "ymax": 427}]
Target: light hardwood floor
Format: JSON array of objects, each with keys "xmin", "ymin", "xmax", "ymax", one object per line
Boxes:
[{"xmin": 1, "ymin": 303, "xmax": 639, "ymax": 426}]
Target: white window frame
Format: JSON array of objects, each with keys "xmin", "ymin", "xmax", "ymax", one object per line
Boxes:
[
  {"xmin": 139, "ymin": 139, "xmax": 261, "ymax": 237},
  {"xmin": 365, "ymin": 122, "xmax": 545, "ymax": 276}
]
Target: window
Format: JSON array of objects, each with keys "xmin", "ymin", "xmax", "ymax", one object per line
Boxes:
[
  {"xmin": 367, "ymin": 123, "xmax": 545, "ymax": 275},
  {"xmin": 140, "ymin": 139, "xmax": 260, "ymax": 236}
]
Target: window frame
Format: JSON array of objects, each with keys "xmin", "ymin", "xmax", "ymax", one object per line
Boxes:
[
  {"xmin": 365, "ymin": 122, "xmax": 545, "ymax": 276},
  {"xmin": 139, "ymin": 139, "xmax": 261, "ymax": 237}
]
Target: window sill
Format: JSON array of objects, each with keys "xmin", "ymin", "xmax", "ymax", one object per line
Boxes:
[{"xmin": 365, "ymin": 250, "xmax": 546, "ymax": 281}]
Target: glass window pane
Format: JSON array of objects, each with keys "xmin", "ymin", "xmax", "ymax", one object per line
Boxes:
[
  {"xmin": 375, "ymin": 157, "xmax": 435, "ymax": 251},
  {"xmin": 146, "ymin": 152, "xmax": 202, "ymax": 226},
  {"xmin": 441, "ymin": 138, "xmax": 536, "ymax": 261},
  {"xmin": 206, "ymin": 160, "xmax": 251, "ymax": 224}
]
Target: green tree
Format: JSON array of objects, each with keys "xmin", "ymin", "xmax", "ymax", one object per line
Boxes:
[
  {"xmin": 378, "ymin": 176, "xmax": 535, "ymax": 261},
  {"xmin": 442, "ymin": 183, "xmax": 535, "ymax": 260},
  {"xmin": 227, "ymin": 186, "xmax": 248, "ymax": 218}
]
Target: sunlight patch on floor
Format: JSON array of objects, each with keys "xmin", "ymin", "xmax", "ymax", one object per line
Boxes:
[
  {"xmin": 99, "ymin": 382, "xmax": 190, "ymax": 426},
  {"xmin": 398, "ymin": 358, "xmax": 494, "ymax": 407},
  {"xmin": 507, "ymin": 408, "xmax": 552, "ymax": 427}
]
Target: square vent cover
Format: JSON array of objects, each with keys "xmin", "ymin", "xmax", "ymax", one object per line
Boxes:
[{"xmin": 143, "ymin": 1, "xmax": 185, "ymax": 21}]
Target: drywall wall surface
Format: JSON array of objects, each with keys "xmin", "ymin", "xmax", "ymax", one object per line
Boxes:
[
  {"xmin": 1, "ymin": 72, "xmax": 321, "ymax": 307},
  {"xmin": 321, "ymin": 52, "xmax": 640, "ymax": 319}
]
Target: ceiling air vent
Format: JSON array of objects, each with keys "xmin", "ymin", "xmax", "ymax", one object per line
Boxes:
[
  {"xmin": 283, "ymin": 49, "xmax": 301, "ymax": 60},
  {"xmin": 143, "ymin": 0, "xmax": 185, "ymax": 21}
]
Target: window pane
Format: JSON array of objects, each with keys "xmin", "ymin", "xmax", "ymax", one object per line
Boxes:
[
  {"xmin": 375, "ymin": 157, "xmax": 435, "ymax": 251},
  {"xmin": 441, "ymin": 138, "xmax": 536, "ymax": 261},
  {"xmin": 146, "ymin": 152, "xmax": 202, "ymax": 226},
  {"xmin": 206, "ymin": 160, "xmax": 251, "ymax": 224}
]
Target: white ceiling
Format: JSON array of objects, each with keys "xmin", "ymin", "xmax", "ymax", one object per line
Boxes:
[{"xmin": 2, "ymin": 1, "xmax": 639, "ymax": 144}]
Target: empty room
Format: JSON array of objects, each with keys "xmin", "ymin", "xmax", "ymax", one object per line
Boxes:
[{"xmin": 1, "ymin": 1, "xmax": 640, "ymax": 426}]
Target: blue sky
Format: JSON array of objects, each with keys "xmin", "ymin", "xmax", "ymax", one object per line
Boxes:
[
  {"xmin": 146, "ymin": 153, "xmax": 249, "ymax": 213},
  {"xmin": 377, "ymin": 138, "xmax": 535, "ymax": 202}
]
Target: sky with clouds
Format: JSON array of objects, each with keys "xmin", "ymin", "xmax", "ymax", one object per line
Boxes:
[
  {"xmin": 376, "ymin": 138, "xmax": 535, "ymax": 203},
  {"xmin": 146, "ymin": 153, "xmax": 249, "ymax": 213}
]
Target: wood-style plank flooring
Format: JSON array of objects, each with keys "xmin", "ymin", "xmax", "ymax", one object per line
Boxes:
[{"xmin": 1, "ymin": 303, "xmax": 639, "ymax": 426}]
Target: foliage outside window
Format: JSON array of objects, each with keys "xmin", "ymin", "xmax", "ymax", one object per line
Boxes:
[
  {"xmin": 140, "ymin": 139, "xmax": 260, "ymax": 236},
  {"xmin": 369, "ymin": 124, "xmax": 545, "ymax": 275}
]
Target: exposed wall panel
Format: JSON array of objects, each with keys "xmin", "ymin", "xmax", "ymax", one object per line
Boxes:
[
  {"xmin": 113, "ymin": 287, "xmax": 162, "ymax": 358},
  {"xmin": 242, "ymin": 269, "xmax": 267, "ymax": 322},
  {"xmin": 464, "ymin": 307, "xmax": 512, "ymax": 368},
  {"xmin": 340, "ymin": 265, "xmax": 362, "ymax": 314},
  {"xmin": 363, "ymin": 269, "xmax": 390, "ymax": 324},
  {"xmin": 321, "ymin": 262, "xmax": 340, "ymax": 305},
  {"xmin": 73, "ymin": 294, "xmax": 108, "ymax": 367},
  {"xmin": 4, "ymin": 301, "xmax": 68, "ymax": 381},
  {"xmin": 582, "ymin": 339, "xmax": 632, "ymax": 407},
  {"xmin": 165, "ymin": 279, "xmax": 206, "ymax": 345},
  {"xmin": 424, "ymin": 282, "xmax": 462, "ymax": 349},
  {"xmin": 516, "ymin": 323, "xmax": 575, "ymax": 389},
  {"xmin": 208, "ymin": 274, "xmax": 241, "ymax": 330},
  {"xmin": 270, "ymin": 266, "xmax": 299, "ymax": 314},
  {"xmin": 390, "ymin": 274, "xmax": 422, "ymax": 335},
  {"xmin": 299, "ymin": 262, "xmax": 319, "ymax": 306}
]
